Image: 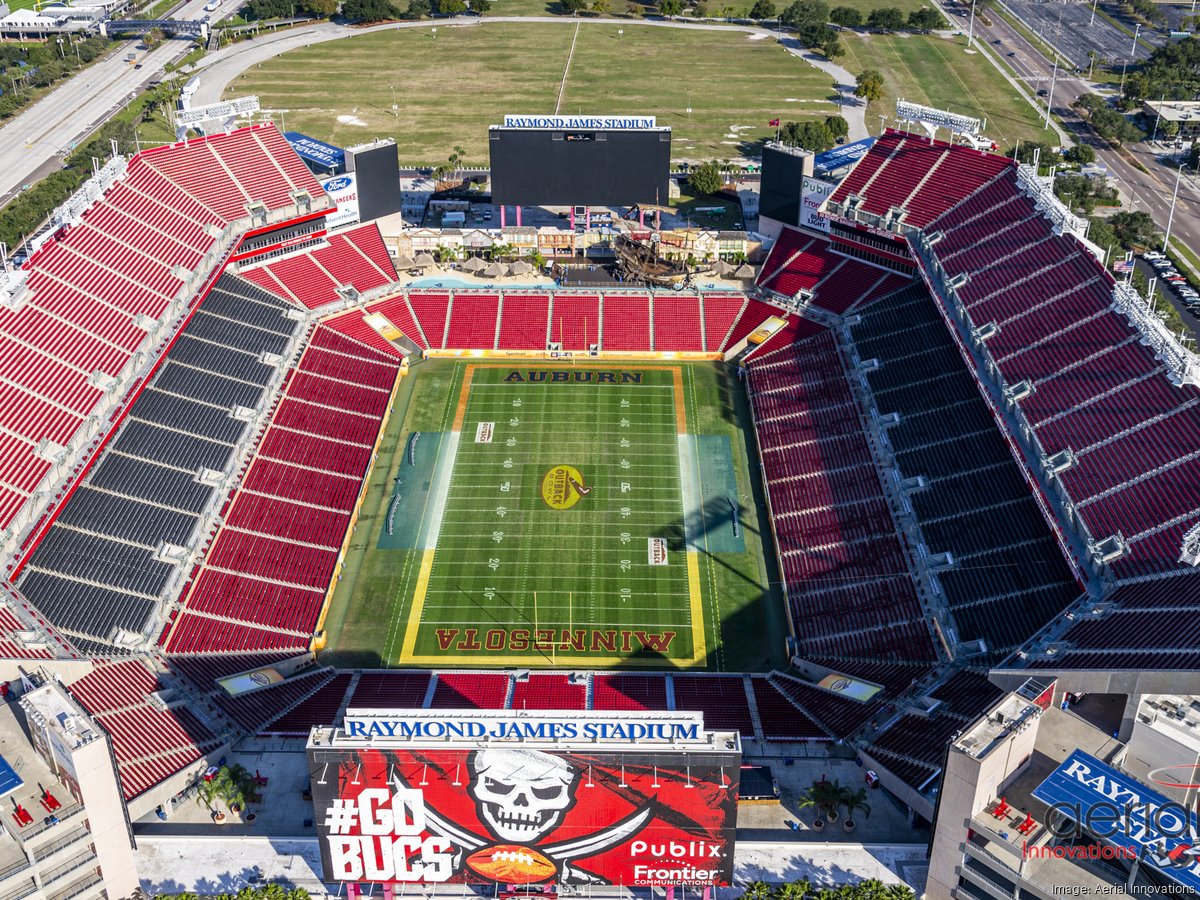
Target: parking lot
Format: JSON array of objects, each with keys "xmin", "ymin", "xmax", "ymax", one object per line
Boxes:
[
  {"xmin": 1004, "ymin": 0, "xmax": 1155, "ymax": 68},
  {"xmin": 1135, "ymin": 252, "xmax": 1200, "ymax": 330}
]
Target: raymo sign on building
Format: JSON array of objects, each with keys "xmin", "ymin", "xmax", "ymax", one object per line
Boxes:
[{"xmin": 307, "ymin": 710, "xmax": 741, "ymax": 887}]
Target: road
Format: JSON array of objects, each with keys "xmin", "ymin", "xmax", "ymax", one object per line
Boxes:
[
  {"xmin": 0, "ymin": 0, "xmax": 240, "ymax": 204},
  {"xmin": 977, "ymin": 7, "xmax": 1200, "ymax": 269}
]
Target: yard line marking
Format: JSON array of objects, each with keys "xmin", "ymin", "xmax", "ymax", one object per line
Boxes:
[{"xmin": 555, "ymin": 21, "xmax": 581, "ymax": 116}]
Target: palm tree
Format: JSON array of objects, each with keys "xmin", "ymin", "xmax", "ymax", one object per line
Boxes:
[
  {"xmin": 798, "ymin": 779, "xmax": 844, "ymax": 826},
  {"xmin": 776, "ymin": 879, "xmax": 811, "ymax": 900},
  {"xmin": 740, "ymin": 881, "xmax": 772, "ymax": 900},
  {"xmin": 855, "ymin": 880, "xmax": 889, "ymax": 900},
  {"xmin": 843, "ymin": 786, "xmax": 872, "ymax": 832},
  {"xmin": 881, "ymin": 885, "xmax": 915, "ymax": 900},
  {"xmin": 433, "ymin": 245, "xmax": 457, "ymax": 264}
]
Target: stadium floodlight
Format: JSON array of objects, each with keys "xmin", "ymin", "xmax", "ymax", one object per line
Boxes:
[
  {"xmin": 22, "ymin": 155, "xmax": 129, "ymax": 260},
  {"xmin": 1015, "ymin": 165, "xmax": 1088, "ymax": 238},
  {"xmin": 895, "ymin": 100, "xmax": 981, "ymax": 137},
  {"xmin": 1180, "ymin": 521, "xmax": 1200, "ymax": 567},
  {"xmin": 174, "ymin": 96, "xmax": 261, "ymax": 128},
  {"xmin": 1111, "ymin": 280, "xmax": 1200, "ymax": 387}
]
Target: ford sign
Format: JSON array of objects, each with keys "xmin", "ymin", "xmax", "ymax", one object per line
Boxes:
[{"xmin": 323, "ymin": 176, "xmax": 353, "ymax": 192}]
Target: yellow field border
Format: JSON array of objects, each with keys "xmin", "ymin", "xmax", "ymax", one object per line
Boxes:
[{"xmin": 399, "ymin": 362, "xmax": 708, "ymax": 668}]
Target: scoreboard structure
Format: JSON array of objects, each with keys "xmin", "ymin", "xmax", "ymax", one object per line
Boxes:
[
  {"xmin": 489, "ymin": 115, "xmax": 671, "ymax": 209},
  {"xmin": 308, "ymin": 710, "xmax": 741, "ymax": 889}
]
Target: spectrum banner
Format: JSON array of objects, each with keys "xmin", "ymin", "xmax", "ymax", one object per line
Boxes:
[{"xmin": 309, "ymin": 746, "xmax": 739, "ymax": 887}]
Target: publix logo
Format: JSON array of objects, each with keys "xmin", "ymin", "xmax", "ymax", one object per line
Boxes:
[{"xmin": 323, "ymin": 176, "xmax": 352, "ymax": 192}]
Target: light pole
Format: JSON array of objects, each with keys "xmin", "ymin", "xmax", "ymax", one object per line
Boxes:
[
  {"xmin": 966, "ymin": 0, "xmax": 978, "ymax": 49},
  {"xmin": 1089, "ymin": 0, "xmax": 1098, "ymax": 26},
  {"xmin": 1045, "ymin": 54, "xmax": 1058, "ymax": 130},
  {"xmin": 1151, "ymin": 91, "xmax": 1166, "ymax": 143},
  {"xmin": 1130, "ymin": 21, "xmax": 1141, "ymax": 59},
  {"xmin": 390, "ymin": 84, "xmax": 397, "ymax": 118},
  {"xmin": 1163, "ymin": 164, "xmax": 1185, "ymax": 253},
  {"xmin": 879, "ymin": 114, "xmax": 886, "ymax": 135}
]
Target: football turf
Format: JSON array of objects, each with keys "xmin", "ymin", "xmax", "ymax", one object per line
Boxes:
[{"xmin": 322, "ymin": 359, "xmax": 786, "ymax": 672}]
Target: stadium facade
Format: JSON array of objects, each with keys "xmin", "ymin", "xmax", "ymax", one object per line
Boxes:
[{"xmin": 0, "ymin": 121, "xmax": 1195, "ymax": 898}]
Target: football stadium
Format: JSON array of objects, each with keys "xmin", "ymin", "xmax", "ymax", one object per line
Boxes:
[{"xmin": 0, "ymin": 99, "xmax": 1198, "ymax": 900}]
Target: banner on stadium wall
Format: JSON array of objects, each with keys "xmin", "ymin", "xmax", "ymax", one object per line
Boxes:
[
  {"xmin": 321, "ymin": 173, "xmax": 360, "ymax": 229},
  {"xmin": 801, "ymin": 175, "xmax": 835, "ymax": 233},
  {"xmin": 502, "ymin": 115, "xmax": 657, "ymax": 130},
  {"xmin": 216, "ymin": 665, "xmax": 285, "ymax": 696},
  {"xmin": 816, "ymin": 672, "xmax": 882, "ymax": 702},
  {"xmin": 310, "ymin": 713, "xmax": 740, "ymax": 887}
]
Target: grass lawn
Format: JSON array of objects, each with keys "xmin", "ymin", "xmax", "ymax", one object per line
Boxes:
[
  {"xmin": 839, "ymin": 31, "xmax": 1047, "ymax": 148},
  {"xmin": 228, "ymin": 21, "xmax": 835, "ymax": 163},
  {"xmin": 672, "ymin": 181, "xmax": 743, "ymax": 228},
  {"xmin": 485, "ymin": 0, "xmax": 936, "ymax": 16},
  {"xmin": 321, "ymin": 359, "xmax": 785, "ymax": 672}
]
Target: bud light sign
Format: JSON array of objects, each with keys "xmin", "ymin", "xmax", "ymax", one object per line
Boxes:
[
  {"xmin": 321, "ymin": 172, "xmax": 359, "ymax": 229},
  {"xmin": 801, "ymin": 175, "xmax": 834, "ymax": 233}
]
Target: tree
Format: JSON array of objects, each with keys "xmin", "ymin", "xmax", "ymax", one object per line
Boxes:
[
  {"xmin": 1006, "ymin": 139, "xmax": 1060, "ymax": 170},
  {"xmin": 740, "ymin": 882, "xmax": 772, "ymax": 900},
  {"xmin": 780, "ymin": 119, "xmax": 834, "ymax": 151},
  {"xmin": 436, "ymin": 0, "xmax": 466, "ymax": 12},
  {"xmin": 626, "ymin": 0, "xmax": 643, "ymax": 12},
  {"xmin": 820, "ymin": 32, "xmax": 843, "ymax": 57},
  {"xmin": 906, "ymin": 6, "xmax": 942, "ymax": 30},
  {"xmin": 854, "ymin": 68, "xmax": 885, "ymax": 103},
  {"xmin": 591, "ymin": 0, "xmax": 610, "ymax": 11},
  {"xmin": 797, "ymin": 778, "xmax": 847, "ymax": 823},
  {"xmin": 1063, "ymin": 143, "xmax": 1095, "ymax": 165},
  {"xmin": 1109, "ymin": 210, "xmax": 1158, "ymax": 248},
  {"xmin": 342, "ymin": 0, "xmax": 397, "ymax": 21},
  {"xmin": 407, "ymin": 0, "xmax": 431, "ymax": 15},
  {"xmin": 688, "ymin": 160, "xmax": 724, "ymax": 195},
  {"xmin": 691, "ymin": 0, "xmax": 707, "ymax": 14},
  {"xmin": 471, "ymin": 0, "xmax": 492, "ymax": 10},
  {"xmin": 749, "ymin": 0, "xmax": 775, "ymax": 17},
  {"xmin": 156, "ymin": 888, "xmax": 310, "ymax": 900},
  {"xmin": 776, "ymin": 881, "xmax": 812, "ymax": 900},
  {"xmin": 658, "ymin": 0, "xmax": 682, "ymax": 13},
  {"xmin": 779, "ymin": 0, "xmax": 830, "ymax": 44},
  {"xmin": 866, "ymin": 6, "xmax": 904, "ymax": 29},
  {"xmin": 829, "ymin": 5, "xmax": 860, "ymax": 26},
  {"xmin": 195, "ymin": 765, "xmax": 255, "ymax": 822},
  {"xmin": 142, "ymin": 27, "xmax": 164, "ymax": 49},
  {"xmin": 824, "ymin": 114, "xmax": 849, "ymax": 140},
  {"xmin": 843, "ymin": 786, "xmax": 872, "ymax": 827}
]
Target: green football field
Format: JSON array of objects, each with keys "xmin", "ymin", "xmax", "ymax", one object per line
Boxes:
[{"xmin": 322, "ymin": 359, "xmax": 786, "ymax": 671}]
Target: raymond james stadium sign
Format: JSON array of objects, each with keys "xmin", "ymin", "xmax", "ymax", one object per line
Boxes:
[
  {"xmin": 502, "ymin": 115, "xmax": 657, "ymax": 129},
  {"xmin": 1033, "ymin": 749, "xmax": 1200, "ymax": 890},
  {"xmin": 341, "ymin": 711, "xmax": 705, "ymax": 743}
]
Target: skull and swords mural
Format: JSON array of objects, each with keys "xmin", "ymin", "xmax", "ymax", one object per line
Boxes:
[{"xmin": 310, "ymin": 742, "xmax": 740, "ymax": 888}]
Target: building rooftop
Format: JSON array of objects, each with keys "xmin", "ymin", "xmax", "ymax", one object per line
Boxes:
[
  {"xmin": 953, "ymin": 695, "xmax": 1042, "ymax": 761},
  {"xmin": 1142, "ymin": 100, "xmax": 1200, "ymax": 122}
]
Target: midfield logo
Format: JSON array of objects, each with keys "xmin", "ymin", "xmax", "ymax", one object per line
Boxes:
[{"xmin": 542, "ymin": 465, "xmax": 589, "ymax": 510}]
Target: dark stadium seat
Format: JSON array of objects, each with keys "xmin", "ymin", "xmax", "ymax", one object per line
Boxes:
[{"xmin": 747, "ymin": 328, "xmax": 938, "ymax": 663}]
